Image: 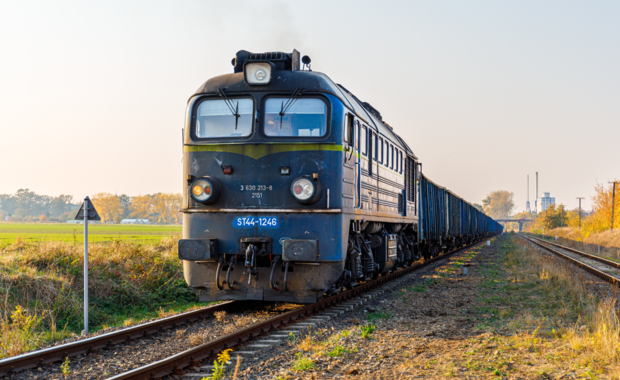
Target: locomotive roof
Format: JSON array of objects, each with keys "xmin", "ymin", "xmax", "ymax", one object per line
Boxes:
[{"xmin": 193, "ymin": 59, "xmax": 417, "ymax": 159}]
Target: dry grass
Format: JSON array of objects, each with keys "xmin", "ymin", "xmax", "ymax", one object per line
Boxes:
[
  {"xmin": 220, "ymin": 314, "xmax": 258, "ymax": 335},
  {"xmin": 500, "ymin": 235, "xmax": 620, "ymax": 376},
  {"xmin": 214, "ymin": 311, "xmax": 228, "ymax": 322},
  {"xmin": 188, "ymin": 332, "xmax": 205, "ymax": 346},
  {"xmin": 268, "ymin": 236, "xmax": 620, "ymax": 379},
  {"xmin": 544, "ymin": 227, "xmax": 620, "ymax": 260},
  {"xmin": 232, "ymin": 355, "xmax": 242, "ymax": 380},
  {"xmin": 0, "ymin": 235, "xmax": 199, "ymax": 359}
]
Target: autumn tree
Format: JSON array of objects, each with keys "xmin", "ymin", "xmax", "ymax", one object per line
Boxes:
[
  {"xmin": 537, "ymin": 204, "xmax": 569, "ymax": 230},
  {"xmin": 91, "ymin": 193, "xmax": 123, "ymax": 223},
  {"xmin": 588, "ymin": 180, "xmax": 620, "ymax": 232},
  {"xmin": 482, "ymin": 190, "xmax": 515, "ymax": 219},
  {"xmin": 118, "ymin": 194, "xmax": 133, "ymax": 219},
  {"xmin": 129, "ymin": 193, "xmax": 182, "ymax": 224},
  {"xmin": 130, "ymin": 194, "xmax": 154, "ymax": 220},
  {"xmin": 565, "ymin": 208, "xmax": 581, "ymax": 228},
  {"xmin": 150, "ymin": 193, "xmax": 182, "ymax": 224}
]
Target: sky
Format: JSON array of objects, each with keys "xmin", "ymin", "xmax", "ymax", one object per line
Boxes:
[{"xmin": 1, "ymin": 0, "xmax": 618, "ymax": 212}]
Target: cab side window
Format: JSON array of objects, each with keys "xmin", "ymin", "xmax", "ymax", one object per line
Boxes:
[
  {"xmin": 373, "ymin": 133, "xmax": 378, "ymax": 162},
  {"xmin": 344, "ymin": 114, "xmax": 354, "ymax": 145},
  {"xmin": 395, "ymin": 149, "xmax": 399, "ymax": 172},
  {"xmin": 384, "ymin": 141, "xmax": 389, "ymax": 167},
  {"xmin": 362, "ymin": 126, "xmax": 368, "ymax": 155}
]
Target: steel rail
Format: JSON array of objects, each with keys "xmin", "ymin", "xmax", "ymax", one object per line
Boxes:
[
  {"xmin": 0, "ymin": 301, "xmax": 233, "ymax": 376},
  {"xmin": 526, "ymin": 235, "xmax": 620, "ymax": 269},
  {"xmin": 520, "ymin": 234, "xmax": 620, "ymax": 287},
  {"xmin": 107, "ymin": 238, "xmax": 492, "ymax": 380}
]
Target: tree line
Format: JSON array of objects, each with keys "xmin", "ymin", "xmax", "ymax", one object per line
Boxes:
[
  {"xmin": 0, "ymin": 189, "xmax": 75, "ymax": 222},
  {"xmin": 90, "ymin": 193, "xmax": 182, "ymax": 224},
  {"xmin": 0, "ymin": 190, "xmax": 183, "ymax": 224},
  {"xmin": 523, "ymin": 180, "xmax": 620, "ymax": 235}
]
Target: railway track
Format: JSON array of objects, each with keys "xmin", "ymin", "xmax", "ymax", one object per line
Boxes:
[
  {"xmin": 0, "ymin": 302, "xmax": 233, "ymax": 377},
  {"xmin": 107, "ymin": 238, "xmax": 489, "ymax": 380},
  {"xmin": 520, "ymin": 234, "xmax": 620, "ymax": 287}
]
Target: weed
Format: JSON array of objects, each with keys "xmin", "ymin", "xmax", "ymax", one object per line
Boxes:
[
  {"xmin": 0, "ymin": 305, "xmax": 45, "ymax": 358},
  {"xmin": 292, "ymin": 352, "xmax": 315, "ymax": 371},
  {"xmin": 409, "ymin": 278, "xmax": 433, "ymax": 292},
  {"xmin": 288, "ymin": 332, "xmax": 296, "ymax": 343},
  {"xmin": 359, "ymin": 324, "xmax": 376, "ymax": 339},
  {"xmin": 365, "ymin": 311, "xmax": 392, "ymax": 322},
  {"xmin": 60, "ymin": 357, "xmax": 70, "ymax": 376},
  {"xmin": 204, "ymin": 349, "xmax": 232, "ymax": 380},
  {"xmin": 326, "ymin": 345, "xmax": 350, "ymax": 357}
]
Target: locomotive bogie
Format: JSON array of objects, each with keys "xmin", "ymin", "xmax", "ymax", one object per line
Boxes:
[{"xmin": 184, "ymin": 260, "xmax": 345, "ymax": 303}]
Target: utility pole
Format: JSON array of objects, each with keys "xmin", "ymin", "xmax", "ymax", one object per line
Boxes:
[
  {"xmin": 609, "ymin": 181, "xmax": 617, "ymax": 231},
  {"xmin": 577, "ymin": 197, "xmax": 584, "ymax": 229}
]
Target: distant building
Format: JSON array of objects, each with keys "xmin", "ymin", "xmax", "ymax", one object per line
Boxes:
[
  {"xmin": 121, "ymin": 219, "xmax": 150, "ymax": 224},
  {"xmin": 538, "ymin": 192, "xmax": 555, "ymax": 212}
]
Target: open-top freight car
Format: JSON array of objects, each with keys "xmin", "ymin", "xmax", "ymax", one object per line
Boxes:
[
  {"xmin": 178, "ymin": 50, "xmax": 503, "ymax": 303},
  {"xmin": 418, "ymin": 175, "xmax": 503, "ymax": 259}
]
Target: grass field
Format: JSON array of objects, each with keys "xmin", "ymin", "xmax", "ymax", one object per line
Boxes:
[{"xmin": 0, "ymin": 223, "xmax": 182, "ymax": 247}]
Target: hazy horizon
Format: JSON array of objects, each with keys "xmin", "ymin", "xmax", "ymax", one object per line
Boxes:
[{"xmin": 1, "ymin": 0, "xmax": 619, "ymax": 213}]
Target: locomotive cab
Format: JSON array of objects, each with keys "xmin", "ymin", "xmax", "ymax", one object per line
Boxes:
[{"xmin": 179, "ymin": 50, "xmax": 353, "ymax": 303}]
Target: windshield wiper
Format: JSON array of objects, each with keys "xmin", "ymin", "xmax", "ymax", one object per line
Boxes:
[
  {"xmin": 278, "ymin": 87, "xmax": 303, "ymax": 129},
  {"xmin": 217, "ymin": 88, "xmax": 241, "ymax": 129}
]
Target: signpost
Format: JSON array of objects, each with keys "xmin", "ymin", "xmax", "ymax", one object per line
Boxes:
[{"xmin": 74, "ymin": 196, "xmax": 100, "ymax": 335}]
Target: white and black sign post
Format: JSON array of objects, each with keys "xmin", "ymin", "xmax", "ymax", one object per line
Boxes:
[{"xmin": 74, "ymin": 196, "xmax": 100, "ymax": 335}]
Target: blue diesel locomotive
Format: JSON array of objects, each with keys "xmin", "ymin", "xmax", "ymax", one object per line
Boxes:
[{"xmin": 178, "ymin": 50, "xmax": 503, "ymax": 303}]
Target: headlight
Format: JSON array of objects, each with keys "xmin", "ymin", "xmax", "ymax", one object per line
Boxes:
[
  {"xmin": 292, "ymin": 178, "xmax": 314, "ymax": 201},
  {"xmin": 190, "ymin": 177, "xmax": 222, "ymax": 204},
  {"xmin": 244, "ymin": 62, "xmax": 273, "ymax": 85},
  {"xmin": 290, "ymin": 176, "xmax": 323, "ymax": 205}
]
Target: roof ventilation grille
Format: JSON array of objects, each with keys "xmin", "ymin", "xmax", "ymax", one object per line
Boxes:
[{"xmin": 232, "ymin": 50, "xmax": 300, "ymax": 73}]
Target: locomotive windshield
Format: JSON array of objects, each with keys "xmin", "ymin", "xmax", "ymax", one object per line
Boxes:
[
  {"xmin": 263, "ymin": 98, "xmax": 327, "ymax": 137},
  {"xmin": 195, "ymin": 98, "xmax": 254, "ymax": 138}
]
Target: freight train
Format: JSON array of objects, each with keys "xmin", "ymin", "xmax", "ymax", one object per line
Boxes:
[{"xmin": 178, "ymin": 50, "xmax": 503, "ymax": 303}]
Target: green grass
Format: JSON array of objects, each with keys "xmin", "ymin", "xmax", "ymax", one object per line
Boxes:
[
  {"xmin": 0, "ymin": 222, "xmax": 181, "ymax": 247},
  {"xmin": 365, "ymin": 311, "xmax": 392, "ymax": 322},
  {"xmin": 292, "ymin": 352, "xmax": 315, "ymax": 371},
  {"xmin": 408, "ymin": 278, "xmax": 433, "ymax": 292},
  {"xmin": 359, "ymin": 324, "xmax": 376, "ymax": 339},
  {"xmin": 326, "ymin": 345, "xmax": 351, "ymax": 357}
]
